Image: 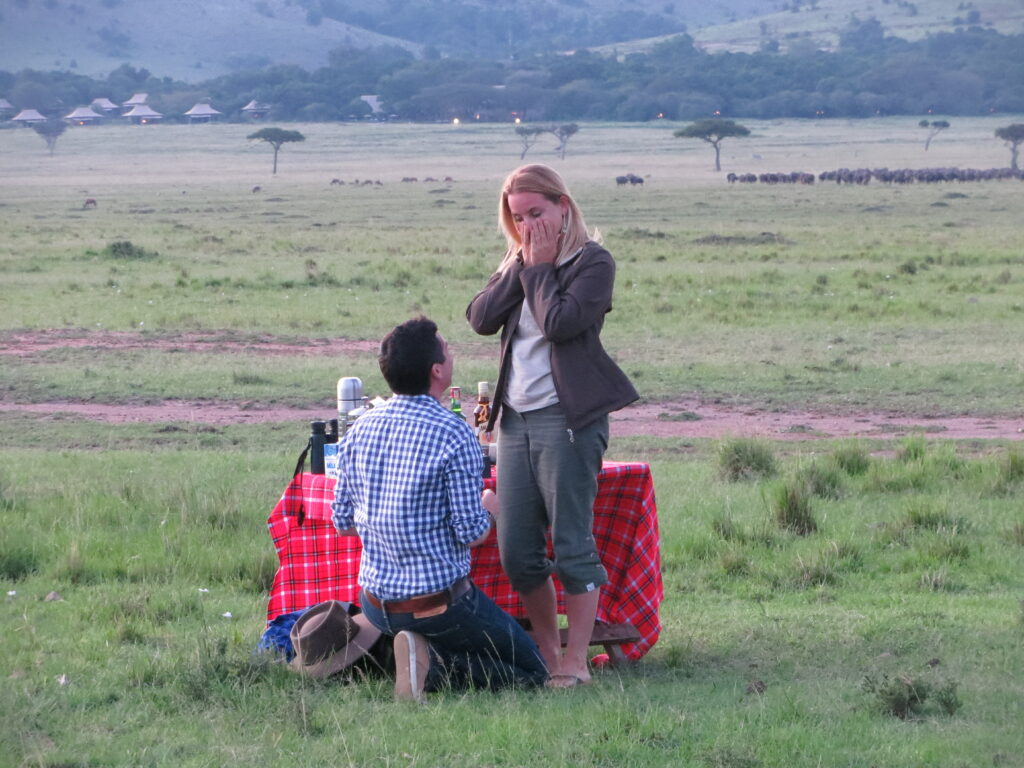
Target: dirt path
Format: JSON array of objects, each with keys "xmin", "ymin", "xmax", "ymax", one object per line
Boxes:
[
  {"xmin": 2, "ymin": 398, "xmax": 1021, "ymax": 441},
  {"xmin": 0, "ymin": 329, "xmax": 381, "ymax": 357},
  {"xmin": 2, "ymin": 330, "xmax": 1022, "ymax": 440}
]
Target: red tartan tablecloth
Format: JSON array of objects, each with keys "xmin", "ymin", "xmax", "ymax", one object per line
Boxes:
[{"xmin": 265, "ymin": 462, "xmax": 662, "ymax": 659}]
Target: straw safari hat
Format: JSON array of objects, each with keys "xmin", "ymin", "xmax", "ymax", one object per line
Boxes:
[{"xmin": 289, "ymin": 600, "xmax": 383, "ymax": 678}]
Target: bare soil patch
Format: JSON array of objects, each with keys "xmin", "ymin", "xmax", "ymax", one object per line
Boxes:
[
  {"xmin": 0, "ymin": 329, "xmax": 379, "ymax": 357},
  {"xmin": 2, "ymin": 398, "xmax": 1020, "ymax": 442},
  {"xmin": 2, "ymin": 330, "xmax": 1022, "ymax": 440}
]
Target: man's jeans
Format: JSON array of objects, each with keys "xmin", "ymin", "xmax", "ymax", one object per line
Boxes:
[{"xmin": 360, "ymin": 582, "xmax": 548, "ymax": 692}]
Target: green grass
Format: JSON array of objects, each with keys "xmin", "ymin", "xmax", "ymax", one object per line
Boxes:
[
  {"xmin": 2, "ymin": 119, "xmax": 1024, "ymax": 766},
  {"xmin": 3, "ymin": 120, "xmax": 1023, "ymax": 416},
  {"xmin": 2, "ymin": 442, "xmax": 1023, "ymax": 766}
]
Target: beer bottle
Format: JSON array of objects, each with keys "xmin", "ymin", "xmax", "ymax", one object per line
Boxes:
[
  {"xmin": 473, "ymin": 381, "xmax": 492, "ymax": 444},
  {"xmin": 450, "ymin": 386, "xmax": 463, "ymax": 420}
]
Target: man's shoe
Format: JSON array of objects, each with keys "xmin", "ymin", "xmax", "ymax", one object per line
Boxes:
[{"xmin": 393, "ymin": 631, "xmax": 430, "ymax": 703}]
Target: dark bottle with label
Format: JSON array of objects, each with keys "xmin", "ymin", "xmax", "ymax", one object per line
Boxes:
[
  {"xmin": 473, "ymin": 381, "xmax": 492, "ymax": 443},
  {"xmin": 310, "ymin": 420, "xmax": 327, "ymax": 475}
]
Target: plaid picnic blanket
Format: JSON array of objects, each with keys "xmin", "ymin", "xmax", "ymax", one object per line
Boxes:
[{"xmin": 265, "ymin": 462, "xmax": 662, "ymax": 659}]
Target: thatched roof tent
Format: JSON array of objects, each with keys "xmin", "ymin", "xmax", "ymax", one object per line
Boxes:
[
  {"xmin": 241, "ymin": 99, "xmax": 271, "ymax": 118},
  {"xmin": 12, "ymin": 108, "xmax": 47, "ymax": 123},
  {"xmin": 184, "ymin": 102, "xmax": 222, "ymax": 122},
  {"xmin": 123, "ymin": 104, "xmax": 163, "ymax": 124},
  {"xmin": 0, "ymin": 98, "xmax": 13, "ymax": 111},
  {"xmin": 65, "ymin": 106, "xmax": 104, "ymax": 124},
  {"xmin": 91, "ymin": 97, "xmax": 120, "ymax": 111},
  {"xmin": 123, "ymin": 92, "xmax": 148, "ymax": 106}
]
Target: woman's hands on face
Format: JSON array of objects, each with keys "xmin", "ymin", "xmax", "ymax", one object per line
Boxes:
[
  {"xmin": 521, "ymin": 217, "xmax": 560, "ymax": 267},
  {"xmin": 508, "ymin": 191, "xmax": 565, "ymax": 267}
]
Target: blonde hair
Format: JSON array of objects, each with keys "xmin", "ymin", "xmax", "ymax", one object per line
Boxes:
[{"xmin": 497, "ymin": 164, "xmax": 595, "ymax": 273}]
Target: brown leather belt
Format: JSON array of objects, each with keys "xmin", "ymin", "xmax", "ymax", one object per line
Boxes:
[{"xmin": 364, "ymin": 577, "xmax": 472, "ymax": 616}]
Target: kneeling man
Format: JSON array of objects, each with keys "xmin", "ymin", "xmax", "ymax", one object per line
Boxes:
[{"xmin": 332, "ymin": 316, "xmax": 548, "ymax": 701}]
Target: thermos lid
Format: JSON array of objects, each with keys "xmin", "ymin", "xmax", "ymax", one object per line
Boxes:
[{"xmin": 337, "ymin": 377, "xmax": 363, "ymax": 401}]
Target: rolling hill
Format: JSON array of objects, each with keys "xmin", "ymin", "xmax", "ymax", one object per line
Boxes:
[
  {"xmin": 592, "ymin": 0, "xmax": 1024, "ymax": 56},
  {"xmin": 0, "ymin": 0, "xmax": 420, "ymax": 82},
  {"xmin": 0, "ymin": 0, "xmax": 784, "ymax": 81}
]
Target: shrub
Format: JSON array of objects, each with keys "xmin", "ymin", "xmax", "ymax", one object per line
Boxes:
[
  {"xmin": 862, "ymin": 674, "xmax": 930, "ymax": 719},
  {"xmin": 104, "ymin": 240, "xmax": 157, "ymax": 260},
  {"xmin": 769, "ymin": 480, "xmax": 817, "ymax": 535},
  {"xmin": 862, "ymin": 673, "xmax": 961, "ymax": 718},
  {"xmin": 717, "ymin": 438, "xmax": 777, "ymax": 481}
]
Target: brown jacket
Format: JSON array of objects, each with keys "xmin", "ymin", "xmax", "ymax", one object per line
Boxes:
[{"xmin": 466, "ymin": 241, "xmax": 638, "ymax": 431}]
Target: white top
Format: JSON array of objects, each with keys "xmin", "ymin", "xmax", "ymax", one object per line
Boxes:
[
  {"xmin": 502, "ymin": 245, "xmax": 584, "ymax": 413},
  {"xmin": 504, "ymin": 296, "xmax": 557, "ymax": 413}
]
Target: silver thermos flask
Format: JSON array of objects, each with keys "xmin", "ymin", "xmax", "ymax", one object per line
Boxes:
[{"xmin": 337, "ymin": 377, "xmax": 363, "ymax": 434}]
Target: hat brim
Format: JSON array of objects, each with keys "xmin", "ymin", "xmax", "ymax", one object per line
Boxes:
[{"xmin": 290, "ymin": 613, "xmax": 383, "ymax": 679}]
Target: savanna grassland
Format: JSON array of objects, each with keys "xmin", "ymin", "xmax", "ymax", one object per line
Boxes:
[{"xmin": 1, "ymin": 118, "xmax": 1023, "ymax": 768}]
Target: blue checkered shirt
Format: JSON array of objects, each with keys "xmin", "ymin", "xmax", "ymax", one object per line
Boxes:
[{"xmin": 331, "ymin": 394, "xmax": 489, "ymax": 601}]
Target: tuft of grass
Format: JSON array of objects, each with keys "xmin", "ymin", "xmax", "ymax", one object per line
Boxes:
[
  {"xmin": 831, "ymin": 443, "xmax": 871, "ymax": 476},
  {"xmin": 993, "ymin": 449, "xmax": 1024, "ymax": 495},
  {"xmin": 768, "ymin": 479, "xmax": 817, "ymax": 535},
  {"xmin": 719, "ymin": 550, "xmax": 751, "ymax": 576},
  {"xmin": 904, "ymin": 499, "xmax": 968, "ymax": 533},
  {"xmin": 717, "ymin": 438, "xmax": 777, "ymax": 482},
  {"xmin": 898, "ymin": 435, "xmax": 929, "ymax": 463},
  {"xmin": 0, "ymin": 529, "xmax": 40, "ymax": 581},
  {"xmin": 919, "ymin": 569, "xmax": 963, "ymax": 592},
  {"xmin": 232, "ymin": 371, "xmax": 272, "ymax": 385},
  {"xmin": 711, "ymin": 514, "xmax": 742, "ymax": 542},
  {"xmin": 1008, "ymin": 522, "xmax": 1024, "ymax": 547},
  {"xmin": 702, "ymin": 745, "xmax": 761, "ymax": 768},
  {"xmin": 794, "ymin": 460, "xmax": 845, "ymax": 499},
  {"xmin": 658, "ymin": 410, "xmax": 702, "ymax": 422}
]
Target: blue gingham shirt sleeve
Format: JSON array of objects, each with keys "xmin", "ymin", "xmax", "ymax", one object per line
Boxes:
[{"xmin": 330, "ymin": 394, "xmax": 488, "ymax": 600}]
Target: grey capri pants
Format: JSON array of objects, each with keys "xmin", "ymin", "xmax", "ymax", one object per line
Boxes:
[{"xmin": 495, "ymin": 403, "xmax": 609, "ymax": 595}]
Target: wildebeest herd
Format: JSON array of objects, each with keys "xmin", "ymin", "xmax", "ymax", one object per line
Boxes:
[
  {"xmin": 615, "ymin": 173, "xmax": 645, "ymax": 185},
  {"xmin": 727, "ymin": 167, "xmax": 1023, "ymax": 185}
]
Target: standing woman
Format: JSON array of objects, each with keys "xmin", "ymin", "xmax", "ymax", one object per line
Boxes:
[{"xmin": 466, "ymin": 164, "xmax": 638, "ymax": 687}]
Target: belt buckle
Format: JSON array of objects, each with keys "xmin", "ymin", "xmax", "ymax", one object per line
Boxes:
[{"xmin": 412, "ymin": 603, "xmax": 448, "ymax": 619}]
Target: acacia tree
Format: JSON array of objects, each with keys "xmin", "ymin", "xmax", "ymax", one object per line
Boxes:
[
  {"xmin": 32, "ymin": 120, "xmax": 68, "ymax": 156},
  {"xmin": 994, "ymin": 123, "xmax": 1024, "ymax": 171},
  {"xmin": 247, "ymin": 127, "xmax": 305, "ymax": 174},
  {"xmin": 549, "ymin": 123, "xmax": 579, "ymax": 159},
  {"xmin": 919, "ymin": 119, "xmax": 950, "ymax": 151},
  {"xmin": 674, "ymin": 119, "xmax": 750, "ymax": 171},
  {"xmin": 515, "ymin": 125, "xmax": 545, "ymax": 160}
]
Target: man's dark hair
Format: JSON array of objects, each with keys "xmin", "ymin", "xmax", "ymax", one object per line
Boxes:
[{"xmin": 378, "ymin": 316, "xmax": 445, "ymax": 395}]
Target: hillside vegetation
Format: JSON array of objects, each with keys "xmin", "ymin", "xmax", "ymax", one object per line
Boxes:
[
  {"xmin": 7, "ymin": 0, "xmax": 1024, "ymax": 83},
  {"xmin": 596, "ymin": 0, "xmax": 1024, "ymax": 55},
  {"xmin": 3, "ymin": 23, "xmax": 1022, "ymax": 123}
]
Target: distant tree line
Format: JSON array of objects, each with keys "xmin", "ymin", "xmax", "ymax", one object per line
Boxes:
[{"xmin": 1, "ymin": 22, "xmax": 1022, "ymax": 123}]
